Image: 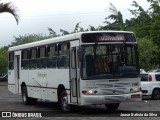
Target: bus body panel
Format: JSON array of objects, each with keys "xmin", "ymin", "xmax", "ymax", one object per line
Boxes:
[
  {"xmin": 8, "ymin": 70, "xmax": 16, "ymax": 94},
  {"xmin": 47, "ymin": 69, "xmax": 70, "ymax": 101},
  {"xmin": 24, "ymin": 69, "xmax": 70, "ymax": 101}
]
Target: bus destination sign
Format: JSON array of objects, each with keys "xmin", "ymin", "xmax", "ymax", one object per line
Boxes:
[
  {"xmin": 96, "ymin": 34, "xmax": 125, "ymax": 41},
  {"xmin": 81, "ymin": 33, "xmax": 136, "ymax": 43}
]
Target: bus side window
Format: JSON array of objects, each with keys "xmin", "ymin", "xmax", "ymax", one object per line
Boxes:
[
  {"xmin": 57, "ymin": 43, "xmax": 70, "ymax": 68},
  {"xmin": 9, "ymin": 52, "xmax": 14, "ymax": 70},
  {"xmin": 37, "ymin": 46, "xmax": 46, "ymax": 69},
  {"xmin": 47, "ymin": 45, "xmax": 57, "ymax": 68},
  {"xmin": 21, "ymin": 49, "xmax": 29, "ymax": 70},
  {"xmin": 29, "ymin": 48, "xmax": 37, "ymax": 69}
]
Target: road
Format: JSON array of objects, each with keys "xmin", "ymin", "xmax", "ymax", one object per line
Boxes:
[{"xmin": 0, "ymin": 86, "xmax": 160, "ymax": 120}]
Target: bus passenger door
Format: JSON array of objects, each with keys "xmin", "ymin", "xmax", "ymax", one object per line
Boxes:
[
  {"xmin": 14, "ymin": 51, "xmax": 21, "ymax": 94},
  {"xmin": 70, "ymin": 47, "xmax": 79, "ymax": 103}
]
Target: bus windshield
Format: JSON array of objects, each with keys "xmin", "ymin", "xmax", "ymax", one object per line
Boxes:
[{"xmin": 81, "ymin": 44, "xmax": 139, "ymax": 80}]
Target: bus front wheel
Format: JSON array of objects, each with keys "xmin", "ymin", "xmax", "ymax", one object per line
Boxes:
[
  {"xmin": 105, "ymin": 103, "xmax": 120, "ymax": 111},
  {"xmin": 60, "ymin": 91, "xmax": 71, "ymax": 112},
  {"xmin": 22, "ymin": 86, "xmax": 37, "ymax": 105}
]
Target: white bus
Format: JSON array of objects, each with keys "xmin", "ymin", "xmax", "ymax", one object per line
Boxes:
[{"xmin": 8, "ymin": 31, "xmax": 141, "ymax": 112}]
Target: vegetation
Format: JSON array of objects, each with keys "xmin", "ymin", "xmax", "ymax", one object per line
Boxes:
[
  {"xmin": 0, "ymin": 1, "xmax": 20, "ymax": 24},
  {"xmin": 0, "ymin": 0, "xmax": 160, "ymax": 72},
  {"xmin": 0, "ymin": 82, "xmax": 8, "ymax": 86},
  {"xmin": 0, "ymin": 48, "xmax": 7, "ymax": 73},
  {"xmin": 0, "ymin": 1, "xmax": 20, "ymax": 73},
  {"xmin": 10, "ymin": 34, "xmax": 52, "ymax": 46}
]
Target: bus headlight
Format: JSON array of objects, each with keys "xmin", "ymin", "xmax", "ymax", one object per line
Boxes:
[
  {"xmin": 88, "ymin": 90, "xmax": 93, "ymax": 94},
  {"xmin": 82, "ymin": 89, "xmax": 97, "ymax": 95}
]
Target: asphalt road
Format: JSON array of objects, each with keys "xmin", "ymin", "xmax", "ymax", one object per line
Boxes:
[{"xmin": 0, "ymin": 86, "xmax": 160, "ymax": 120}]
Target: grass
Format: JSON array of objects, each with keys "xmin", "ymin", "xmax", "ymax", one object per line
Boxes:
[{"xmin": 0, "ymin": 82, "xmax": 8, "ymax": 86}]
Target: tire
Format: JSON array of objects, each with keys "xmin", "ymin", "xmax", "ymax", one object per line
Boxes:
[
  {"xmin": 105, "ymin": 103, "xmax": 120, "ymax": 111},
  {"xmin": 152, "ymin": 89, "xmax": 160, "ymax": 100},
  {"xmin": 22, "ymin": 86, "xmax": 37, "ymax": 105},
  {"xmin": 60, "ymin": 91, "xmax": 71, "ymax": 112}
]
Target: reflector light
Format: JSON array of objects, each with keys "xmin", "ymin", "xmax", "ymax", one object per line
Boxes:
[{"xmin": 131, "ymin": 94, "xmax": 140, "ymax": 99}]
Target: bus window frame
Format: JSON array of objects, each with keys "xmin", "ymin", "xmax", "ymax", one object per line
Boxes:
[
  {"xmin": 37, "ymin": 45, "xmax": 47, "ymax": 69},
  {"xmin": 47, "ymin": 44, "xmax": 58, "ymax": 69},
  {"xmin": 29, "ymin": 47, "xmax": 37, "ymax": 69},
  {"xmin": 21, "ymin": 49, "xmax": 29, "ymax": 70},
  {"xmin": 9, "ymin": 52, "xmax": 14, "ymax": 70},
  {"xmin": 57, "ymin": 42, "xmax": 70, "ymax": 69}
]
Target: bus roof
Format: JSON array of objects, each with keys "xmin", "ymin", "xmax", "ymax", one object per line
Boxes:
[{"xmin": 9, "ymin": 30, "xmax": 134, "ymax": 51}]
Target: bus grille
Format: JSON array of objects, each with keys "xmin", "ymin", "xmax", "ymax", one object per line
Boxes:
[{"xmin": 95, "ymin": 83, "xmax": 131, "ymax": 95}]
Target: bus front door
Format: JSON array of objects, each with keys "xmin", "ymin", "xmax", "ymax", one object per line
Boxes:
[
  {"xmin": 70, "ymin": 47, "xmax": 79, "ymax": 103},
  {"xmin": 14, "ymin": 51, "xmax": 21, "ymax": 94}
]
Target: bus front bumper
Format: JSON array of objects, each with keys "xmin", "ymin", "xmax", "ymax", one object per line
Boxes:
[{"xmin": 81, "ymin": 92, "xmax": 142, "ymax": 105}]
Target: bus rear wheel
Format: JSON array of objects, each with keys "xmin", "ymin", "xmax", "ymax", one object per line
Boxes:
[
  {"xmin": 60, "ymin": 91, "xmax": 71, "ymax": 112},
  {"xmin": 105, "ymin": 103, "xmax": 120, "ymax": 111},
  {"xmin": 22, "ymin": 86, "xmax": 37, "ymax": 105}
]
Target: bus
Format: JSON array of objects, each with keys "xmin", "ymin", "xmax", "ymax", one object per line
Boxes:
[{"xmin": 8, "ymin": 31, "xmax": 141, "ymax": 112}]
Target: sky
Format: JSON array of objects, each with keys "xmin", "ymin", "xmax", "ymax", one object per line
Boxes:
[{"xmin": 0, "ymin": 0, "xmax": 150, "ymax": 47}]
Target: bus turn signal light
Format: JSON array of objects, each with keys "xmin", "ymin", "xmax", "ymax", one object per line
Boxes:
[{"xmin": 82, "ymin": 90, "xmax": 87, "ymax": 94}]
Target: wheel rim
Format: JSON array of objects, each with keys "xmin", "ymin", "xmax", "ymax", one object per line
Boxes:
[{"xmin": 153, "ymin": 90, "xmax": 160, "ymax": 100}]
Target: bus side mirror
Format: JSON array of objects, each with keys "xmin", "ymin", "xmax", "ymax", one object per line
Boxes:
[{"xmin": 78, "ymin": 48, "xmax": 83, "ymax": 61}]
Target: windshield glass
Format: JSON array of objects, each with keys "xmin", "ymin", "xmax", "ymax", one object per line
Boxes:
[{"xmin": 81, "ymin": 44, "xmax": 139, "ymax": 79}]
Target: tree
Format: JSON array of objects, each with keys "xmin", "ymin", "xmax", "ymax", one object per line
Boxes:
[
  {"xmin": 101, "ymin": 1, "xmax": 160, "ymax": 70},
  {"xmin": 127, "ymin": 1, "xmax": 152, "ymax": 38},
  {"xmin": 48, "ymin": 22, "xmax": 86, "ymax": 37},
  {"xmin": 0, "ymin": 48, "xmax": 7, "ymax": 73},
  {"xmin": 137, "ymin": 37, "xmax": 159, "ymax": 71},
  {"xmin": 147, "ymin": 0, "xmax": 160, "ymax": 44},
  {"xmin": 102, "ymin": 3, "xmax": 125, "ymax": 30},
  {"xmin": 10, "ymin": 34, "xmax": 52, "ymax": 46},
  {"xmin": 60, "ymin": 29, "xmax": 70, "ymax": 35},
  {"xmin": 48, "ymin": 27, "xmax": 59, "ymax": 37},
  {"xmin": 0, "ymin": 1, "xmax": 19, "ymax": 24}
]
